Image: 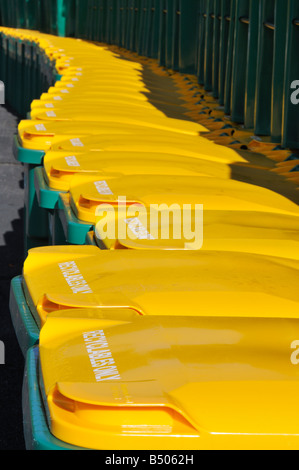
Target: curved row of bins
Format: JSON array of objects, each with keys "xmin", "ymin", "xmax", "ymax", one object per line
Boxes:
[{"xmin": 1, "ymin": 26, "xmax": 299, "ymax": 450}]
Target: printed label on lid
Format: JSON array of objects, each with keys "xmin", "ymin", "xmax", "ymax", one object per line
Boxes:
[
  {"xmin": 126, "ymin": 218, "xmax": 155, "ymax": 240},
  {"xmin": 45, "ymin": 103, "xmax": 54, "ymax": 108},
  {"xmin": 70, "ymin": 138, "xmax": 84, "ymax": 147},
  {"xmin": 65, "ymin": 156, "xmax": 80, "ymax": 167},
  {"xmin": 35, "ymin": 124, "xmax": 47, "ymax": 131},
  {"xmin": 83, "ymin": 330, "xmax": 121, "ymax": 382},
  {"xmin": 53, "ymin": 96, "xmax": 63, "ymax": 100},
  {"xmin": 94, "ymin": 181, "xmax": 113, "ymax": 196},
  {"xmin": 46, "ymin": 111, "xmax": 57, "ymax": 117},
  {"xmin": 58, "ymin": 261, "xmax": 93, "ymax": 294}
]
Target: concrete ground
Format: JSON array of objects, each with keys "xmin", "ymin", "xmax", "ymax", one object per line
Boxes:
[{"xmin": 0, "ymin": 105, "xmax": 26, "ymax": 450}]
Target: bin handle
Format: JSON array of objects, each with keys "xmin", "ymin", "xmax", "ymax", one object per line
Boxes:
[
  {"xmin": 239, "ymin": 17, "xmax": 250, "ymax": 25},
  {"xmin": 264, "ymin": 21, "xmax": 275, "ymax": 31}
]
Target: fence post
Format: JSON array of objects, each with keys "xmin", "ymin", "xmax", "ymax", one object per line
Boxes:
[
  {"xmin": 178, "ymin": 0, "xmax": 199, "ymax": 74},
  {"xmin": 204, "ymin": 0, "xmax": 215, "ymax": 90},
  {"xmin": 197, "ymin": 0, "xmax": 207, "ymax": 85},
  {"xmin": 230, "ymin": 0, "xmax": 250, "ymax": 123},
  {"xmin": 218, "ymin": 0, "xmax": 232, "ymax": 104},
  {"xmin": 211, "ymin": 0, "xmax": 221, "ymax": 97},
  {"xmin": 282, "ymin": 0, "xmax": 299, "ymax": 149},
  {"xmin": 223, "ymin": 0, "xmax": 236, "ymax": 115},
  {"xmin": 271, "ymin": 0, "xmax": 288, "ymax": 143},
  {"xmin": 75, "ymin": 0, "xmax": 88, "ymax": 39},
  {"xmin": 158, "ymin": 0, "xmax": 167, "ymax": 66},
  {"xmin": 244, "ymin": 0, "xmax": 259, "ymax": 129},
  {"xmin": 254, "ymin": 0, "xmax": 275, "ymax": 136},
  {"xmin": 149, "ymin": 0, "xmax": 160, "ymax": 57}
]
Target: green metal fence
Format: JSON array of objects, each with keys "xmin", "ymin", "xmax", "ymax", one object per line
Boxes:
[
  {"xmin": 69, "ymin": 0, "xmax": 299, "ymax": 149},
  {"xmin": 0, "ymin": 0, "xmax": 298, "ymax": 149},
  {"xmin": 0, "ymin": 0, "xmax": 67, "ymax": 35}
]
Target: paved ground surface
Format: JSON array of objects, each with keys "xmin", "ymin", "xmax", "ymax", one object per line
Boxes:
[{"xmin": 0, "ymin": 105, "xmax": 26, "ymax": 450}]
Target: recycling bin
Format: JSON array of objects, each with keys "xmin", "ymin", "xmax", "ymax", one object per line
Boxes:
[
  {"xmin": 57, "ymin": 171, "xmax": 299, "ymax": 248},
  {"xmin": 23, "ymin": 309, "xmax": 299, "ymax": 450},
  {"xmin": 23, "ymin": 346, "xmax": 81, "ymax": 450},
  {"xmin": 10, "ymin": 242, "xmax": 299, "ymax": 357},
  {"xmin": 33, "ymin": 142, "xmax": 245, "ymax": 245}
]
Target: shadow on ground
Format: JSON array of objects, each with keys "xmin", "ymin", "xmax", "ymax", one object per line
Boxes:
[
  {"xmin": 0, "ymin": 105, "xmax": 26, "ymax": 450},
  {"xmin": 0, "ymin": 209, "xmax": 26, "ymax": 450}
]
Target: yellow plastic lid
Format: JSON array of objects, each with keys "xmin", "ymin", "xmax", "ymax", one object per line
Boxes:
[
  {"xmin": 30, "ymin": 96, "xmax": 186, "ymax": 113},
  {"xmin": 31, "ymin": 110, "xmax": 207, "ymax": 135},
  {"xmin": 51, "ymin": 78, "xmax": 168, "ymax": 94},
  {"xmin": 37, "ymin": 90, "xmax": 185, "ymax": 106},
  {"xmin": 55, "ymin": 54, "xmax": 144, "ymax": 70},
  {"xmin": 43, "ymin": 151, "xmax": 235, "ymax": 191},
  {"xmin": 23, "ymin": 246, "xmax": 299, "ymax": 328},
  {"xmin": 45, "ymin": 135, "xmax": 246, "ymax": 171},
  {"xmin": 67, "ymin": 174, "xmax": 299, "ymax": 224},
  {"xmin": 93, "ymin": 207, "xmax": 299, "ymax": 257},
  {"xmin": 30, "ymin": 102, "xmax": 182, "ymax": 120},
  {"xmin": 38, "ymin": 311, "xmax": 299, "ymax": 449},
  {"xmin": 58, "ymin": 68, "xmax": 143, "ymax": 81},
  {"xmin": 18, "ymin": 120, "xmax": 206, "ymax": 151}
]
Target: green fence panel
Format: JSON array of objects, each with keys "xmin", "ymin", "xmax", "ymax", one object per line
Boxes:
[
  {"xmin": 24, "ymin": 40, "xmax": 34, "ymax": 108},
  {"xmin": 270, "ymin": 0, "xmax": 288, "ymax": 143},
  {"xmin": 230, "ymin": 0, "xmax": 250, "ymax": 123},
  {"xmin": 244, "ymin": 0, "xmax": 259, "ymax": 129},
  {"xmin": 178, "ymin": 0, "xmax": 199, "ymax": 74},
  {"xmin": 197, "ymin": 0, "xmax": 207, "ymax": 84},
  {"xmin": 133, "ymin": 0, "xmax": 142, "ymax": 52},
  {"xmin": 56, "ymin": 0, "xmax": 67, "ymax": 36},
  {"xmin": 170, "ymin": 0, "xmax": 179, "ymax": 71},
  {"xmin": 146, "ymin": 0, "xmax": 160, "ymax": 58},
  {"xmin": 223, "ymin": 0, "xmax": 236, "ymax": 115},
  {"xmin": 204, "ymin": 0, "xmax": 214, "ymax": 90},
  {"xmin": 138, "ymin": 0, "xmax": 149, "ymax": 56},
  {"xmin": 218, "ymin": 0, "xmax": 231, "ymax": 104},
  {"xmin": 125, "ymin": 0, "xmax": 134, "ymax": 50},
  {"xmin": 74, "ymin": 0, "xmax": 88, "ymax": 39},
  {"xmin": 24, "ymin": 0, "xmax": 40, "ymax": 30},
  {"xmin": 63, "ymin": 0, "xmax": 76, "ymax": 37},
  {"xmin": 282, "ymin": 0, "xmax": 299, "ymax": 149},
  {"xmin": 98, "ymin": 0, "xmax": 106, "ymax": 42},
  {"xmin": 15, "ymin": 0, "xmax": 26, "ymax": 28},
  {"xmin": 115, "ymin": 0, "xmax": 127, "ymax": 47},
  {"xmin": 7, "ymin": 35, "xmax": 17, "ymax": 109},
  {"xmin": 106, "ymin": 0, "xmax": 117, "ymax": 44},
  {"xmin": 255, "ymin": 0, "xmax": 275, "ymax": 136},
  {"xmin": 85, "ymin": 0, "xmax": 95, "ymax": 40},
  {"xmin": 165, "ymin": 0, "xmax": 175, "ymax": 69},
  {"xmin": 16, "ymin": 38, "xmax": 25, "ymax": 116},
  {"xmin": 211, "ymin": 0, "xmax": 221, "ymax": 97},
  {"xmin": 0, "ymin": 33, "xmax": 8, "ymax": 84},
  {"xmin": 158, "ymin": 0, "xmax": 167, "ymax": 66}
]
